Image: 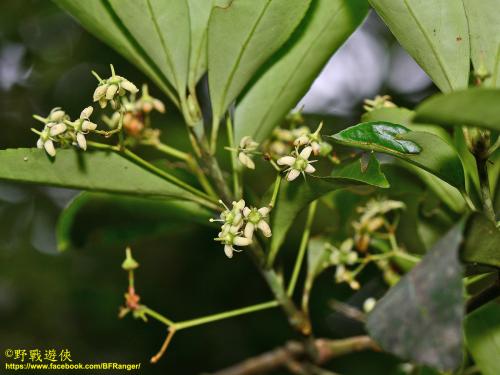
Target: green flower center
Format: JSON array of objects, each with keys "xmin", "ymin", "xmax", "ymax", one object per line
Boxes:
[
  {"xmin": 294, "ymin": 157, "xmax": 307, "ymax": 171},
  {"xmin": 248, "ymin": 210, "xmax": 261, "ymax": 224}
]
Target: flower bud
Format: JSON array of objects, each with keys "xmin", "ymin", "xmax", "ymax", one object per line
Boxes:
[
  {"xmin": 80, "ymin": 106, "xmax": 94, "ymax": 119},
  {"xmin": 82, "ymin": 120, "xmax": 97, "ymax": 132},
  {"xmin": 76, "ymin": 132, "xmax": 87, "ymax": 151},
  {"xmin": 121, "ymin": 247, "xmax": 139, "ymax": 270}
]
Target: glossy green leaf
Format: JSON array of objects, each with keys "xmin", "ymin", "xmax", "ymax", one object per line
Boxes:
[
  {"xmin": 57, "ymin": 192, "xmax": 213, "ymax": 251},
  {"xmin": 362, "ymin": 109, "xmax": 465, "ymax": 211},
  {"xmin": 268, "ymin": 155, "xmax": 388, "ymax": 261},
  {"xmin": 369, "ymin": 0, "xmax": 469, "ymax": 92},
  {"xmin": 465, "ymin": 299, "xmax": 500, "ymax": 375},
  {"xmin": 331, "ymin": 122, "xmax": 466, "ymax": 191},
  {"xmin": 415, "ymin": 88, "xmax": 500, "ymax": 131},
  {"xmin": 109, "ymin": 0, "xmax": 190, "ymax": 102},
  {"xmin": 54, "ymin": 0, "xmax": 178, "ymax": 105},
  {"xmin": 208, "ymin": 0, "xmax": 311, "ymax": 133},
  {"xmin": 332, "ymin": 122, "xmax": 422, "ymax": 154},
  {"xmin": 366, "ymin": 224, "xmax": 464, "ymax": 371},
  {"xmin": 0, "ymin": 149, "xmax": 198, "ymax": 201},
  {"xmin": 462, "ymin": 213, "xmax": 500, "ymax": 268},
  {"xmin": 463, "ymin": 0, "xmax": 500, "ymax": 88},
  {"xmin": 235, "ymin": 0, "xmax": 369, "ymax": 142}
]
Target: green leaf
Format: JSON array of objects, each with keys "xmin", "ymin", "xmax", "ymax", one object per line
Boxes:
[
  {"xmin": 415, "ymin": 88, "xmax": 500, "ymax": 131},
  {"xmin": 54, "ymin": 0, "xmax": 178, "ymax": 105},
  {"xmin": 235, "ymin": 0, "xmax": 369, "ymax": 143},
  {"xmin": 332, "ymin": 122, "xmax": 422, "ymax": 154},
  {"xmin": 306, "ymin": 237, "xmax": 332, "ymax": 280},
  {"xmin": 57, "ymin": 192, "xmax": 213, "ymax": 251},
  {"xmin": 463, "ymin": 0, "xmax": 500, "ymax": 88},
  {"xmin": 366, "ymin": 224, "xmax": 464, "ymax": 371},
  {"xmin": 108, "ymin": 0, "xmax": 190, "ymax": 102},
  {"xmin": 331, "ymin": 122, "xmax": 466, "ymax": 191},
  {"xmin": 268, "ymin": 155, "xmax": 388, "ymax": 261},
  {"xmin": 0, "ymin": 149, "xmax": 198, "ymax": 201},
  {"xmin": 369, "ymin": 0, "xmax": 469, "ymax": 92},
  {"xmin": 186, "ymin": 0, "xmax": 215, "ymax": 92},
  {"xmin": 330, "ymin": 153, "xmax": 389, "ymax": 188},
  {"xmin": 208, "ymin": 0, "xmax": 311, "ymax": 134},
  {"xmin": 465, "ymin": 299, "xmax": 500, "ymax": 375},
  {"xmin": 462, "ymin": 213, "xmax": 500, "ymax": 268}
]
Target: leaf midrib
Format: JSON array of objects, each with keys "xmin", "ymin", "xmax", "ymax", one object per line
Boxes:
[
  {"xmin": 216, "ymin": 0, "xmax": 272, "ymax": 117},
  {"xmin": 254, "ymin": 2, "xmax": 344, "ymax": 141}
]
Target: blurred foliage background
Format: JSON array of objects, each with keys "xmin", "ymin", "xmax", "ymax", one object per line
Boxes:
[{"xmin": 0, "ymin": 1, "xmax": 438, "ymax": 374}]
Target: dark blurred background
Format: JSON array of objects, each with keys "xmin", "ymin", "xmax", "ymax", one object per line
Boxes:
[{"xmin": 0, "ymin": 1, "xmax": 437, "ymax": 374}]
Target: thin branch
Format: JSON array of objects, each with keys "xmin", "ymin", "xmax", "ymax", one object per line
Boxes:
[
  {"xmin": 150, "ymin": 327, "xmax": 176, "ymax": 364},
  {"xmin": 211, "ymin": 336, "xmax": 379, "ymax": 375}
]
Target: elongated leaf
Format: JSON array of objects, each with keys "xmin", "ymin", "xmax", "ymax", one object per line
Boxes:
[
  {"xmin": 465, "ymin": 299, "xmax": 500, "ymax": 375},
  {"xmin": 187, "ymin": 0, "xmax": 215, "ymax": 91},
  {"xmin": 268, "ymin": 155, "xmax": 388, "ymax": 261},
  {"xmin": 415, "ymin": 88, "xmax": 500, "ymax": 131},
  {"xmin": 57, "ymin": 192, "xmax": 213, "ymax": 251},
  {"xmin": 463, "ymin": 0, "xmax": 500, "ymax": 88},
  {"xmin": 0, "ymin": 148, "xmax": 199, "ymax": 201},
  {"xmin": 208, "ymin": 0, "xmax": 311, "ymax": 131},
  {"xmin": 54, "ymin": 0, "xmax": 178, "ymax": 105},
  {"xmin": 369, "ymin": 0, "xmax": 469, "ymax": 93},
  {"xmin": 462, "ymin": 213, "xmax": 500, "ymax": 267},
  {"xmin": 109, "ymin": 0, "xmax": 190, "ymax": 102},
  {"xmin": 235, "ymin": 0, "xmax": 369, "ymax": 142},
  {"xmin": 331, "ymin": 122, "xmax": 466, "ymax": 191},
  {"xmin": 362, "ymin": 109, "xmax": 465, "ymax": 211},
  {"xmin": 366, "ymin": 224, "xmax": 464, "ymax": 371}
]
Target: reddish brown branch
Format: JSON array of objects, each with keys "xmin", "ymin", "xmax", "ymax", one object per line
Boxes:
[{"xmin": 211, "ymin": 336, "xmax": 379, "ymax": 375}]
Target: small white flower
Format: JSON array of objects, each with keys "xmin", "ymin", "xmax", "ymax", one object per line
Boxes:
[
  {"xmin": 48, "ymin": 123, "xmax": 67, "ymax": 137},
  {"xmin": 243, "ymin": 206, "xmax": 271, "ymax": 238},
  {"xmin": 76, "ymin": 132, "xmax": 87, "ymax": 150},
  {"xmin": 48, "ymin": 108, "xmax": 67, "ymax": 122},
  {"xmin": 238, "ymin": 152, "xmax": 255, "ymax": 169},
  {"xmin": 216, "ymin": 225, "xmax": 252, "ymax": 258},
  {"xmin": 35, "ymin": 127, "xmax": 57, "ymax": 157},
  {"xmin": 292, "ymin": 122, "xmax": 324, "ymax": 156},
  {"xmin": 92, "ymin": 66, "xmax": 139, "ymax": 109},
  {"xmin": 80, "ymin": 106, "xmax": 94, "ymax": 120},
  {"xmin": 277, "ymin": 146, "xmax": 317, "ymax": 181}
]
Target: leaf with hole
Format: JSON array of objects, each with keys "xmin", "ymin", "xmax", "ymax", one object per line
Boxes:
[{"xmin": 366, "ymin": 224, "xmax": 464, "ymax": 371}]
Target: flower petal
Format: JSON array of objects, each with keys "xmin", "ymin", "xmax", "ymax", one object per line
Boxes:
[
  {"xmin": 257, "ymin": 220, "xmax": 272, "ymax": 237},
  {"xmin": 243, "ymin": 207, "xmax": 251, "ymax": 217},
  {"xmin": 234, "ymin": 236, "xmax": 252, "ymax": 246},
  {"xmin": 93, "ymin": 84, "xmax": 108, "ymax": 101},
  {"xmin": 80, "ymin": 106, "xmax": 94, "ymax": 119},
  {"xmin": 43, "ymin": 140, "xmax": 56, "ymax": 157},
  {"xmin": 244, "ymin": 223, "xmax": 255, "ymax": 239},
  {"xmin": 287, "ymin": 169, "xmax": 300, "ymax": 181},
  {"xmin": 304, "ymin": 164, "xmax": 316, "ymax": 174},
  {"xmin": 224, "ymin": 245, "xmax": 234, "ymax": 258},
  {"xmin": 121, "ymin": 80, "xmax": 139, "ymax": 94},
  {"xmin": 49, "ymin": 123, "xmax": 66, "ymax": 137},
  {"xmin": 258, "ymin": 207, "xmax": 270, "ymax": 217},
  {"xmin": 76, "ymin": 132, "xmax": 87, "ymax": 151},
  {"xmin": 105, "ymin": 84, "xmax": 118, "ymax": 100},
  {"xmin": 37, "ymin": 138, "xmax": 44, "ymax": 149},
  {"xmin": 299, "ymin": 146, "xmax": 312, "ymax": 159},
  {"xmin": 277, "ymin": 156, "xmax": 295, "ymax": 166}
]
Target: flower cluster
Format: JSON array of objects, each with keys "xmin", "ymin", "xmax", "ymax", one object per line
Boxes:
[
  {"xmin": 277, "ymin": 146, "xmax": 317, "ymax": 182},
  {"xmin": 32, "ymin": 106, "xmax": 98, "ymax": 156},
  {"xmin": 93, "ymin": 67, "xmax": 139, "ymax": 109},
  {"xmin": 363, "ymin": 95, "xmax": 396, "ymax": 112},
  {"xmin": 211, "ymin": 199, "xmax": 272, "ymax": 258},
  {"xmin": 353, "ymin": 197, "xmax": 405, "ymax": 251},
  {"xmin": 327, "ymin": 239, "xmax": 360, "ymax": 290},
  {"xmin": 102, "ymin": 84, "xmax": 165, "ymax": 142}
]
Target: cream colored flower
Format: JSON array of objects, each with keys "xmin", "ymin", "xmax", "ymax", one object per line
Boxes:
[
  {"xmin": 216, "ymin": 225, "xmax": 252, "ymax": 258},
  {"xmin": 277, "ymin": 146, "xmax": 316, "ymax": 181},
  {"xmin": 243, "ymin": 206, "xmax": 271, "ymax": 238}
]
